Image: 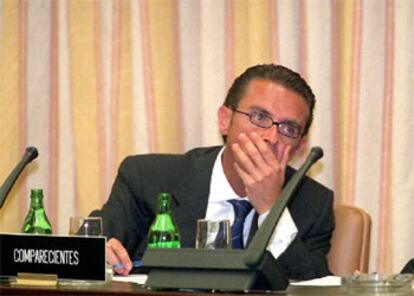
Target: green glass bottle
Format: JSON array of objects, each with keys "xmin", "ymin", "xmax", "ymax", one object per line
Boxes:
[
  {"xmin": 22, "ymin": 188, "xmax": 53, "ymax": 234},
  {"xmin": 147, "ymin": 193, "xmax": 180, "ymax": 249}
]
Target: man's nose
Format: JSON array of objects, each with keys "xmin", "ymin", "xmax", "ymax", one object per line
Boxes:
[{"xmin": 261, "ymin": 124, "xmax": 279, "ymax": 144}]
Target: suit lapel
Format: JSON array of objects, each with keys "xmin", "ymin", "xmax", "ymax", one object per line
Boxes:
[{"xmin": 170, "ymin": 147, "xmax": 221, "ymax": 247}]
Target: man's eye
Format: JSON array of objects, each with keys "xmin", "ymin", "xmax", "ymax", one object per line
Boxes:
[
  {"xmin": 280, "ymin": 123, "xmax": 299, "ymax": 137},
  {"xmin": 252, "ymin": 112, "xmax": 268, "ymax": 122}
]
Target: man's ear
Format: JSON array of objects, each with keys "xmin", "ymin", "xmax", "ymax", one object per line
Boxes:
[{"xmin": 217, "ymin": 105, "xmax": 232, "ymax": 136}]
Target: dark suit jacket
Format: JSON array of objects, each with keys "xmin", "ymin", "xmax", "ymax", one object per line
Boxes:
[{"xmin": 94, "ymin": 146, "xmax": 334, "ymax": 280}]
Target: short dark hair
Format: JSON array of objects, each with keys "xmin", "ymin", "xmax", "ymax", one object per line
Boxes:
[{"xmin": 223, "ymin": 64, "xmax": 315, "ymax": 135}]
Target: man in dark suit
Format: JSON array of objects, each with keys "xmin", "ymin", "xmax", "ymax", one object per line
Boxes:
[{"xmin": 95, "ymin": 64, "xmax": 334, "ymax": 280}]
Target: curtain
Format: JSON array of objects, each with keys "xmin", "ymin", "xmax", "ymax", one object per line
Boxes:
[{"xmin": 0, "ymin": 0, "xmax": 413, "ymax": 274}]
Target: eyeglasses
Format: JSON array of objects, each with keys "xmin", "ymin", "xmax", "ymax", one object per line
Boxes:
[{"xmin": 233, "ymin": 109, "xmax": 303, "ymax": 139}]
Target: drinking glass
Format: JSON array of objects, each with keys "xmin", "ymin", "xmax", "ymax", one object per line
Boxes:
[
  {"xmin": 60, "ymin": 217, "xmax": 105, "ymax": 286},
  {"xmin": 69, "ymin": 216, "xmax": 103, "ymax": 237},
  {"xmin": 195, "ymin": 219, "xmax": 231, "ymax": 249}
]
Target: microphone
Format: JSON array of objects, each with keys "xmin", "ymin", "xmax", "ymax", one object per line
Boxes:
[
  {"xmin": 0, "ymin": 147, "xmax": 39, "ymax": 209},
  {"xmin": 140, "ymin": 146, "xmax": 324, "ymax": 291},
  {"xmin": 243, "ymin": 146, "xmax": 323, "ymax": 266}
]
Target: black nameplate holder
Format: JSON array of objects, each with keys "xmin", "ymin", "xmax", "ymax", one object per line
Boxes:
[{"xmin": 0, "ymin": 233, "xmax": 106, "ymax": 282}]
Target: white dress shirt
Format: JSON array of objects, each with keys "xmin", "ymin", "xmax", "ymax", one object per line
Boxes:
[{"xmin": 205, "ymin": 147, "xmax": 298, "ymax": 259}]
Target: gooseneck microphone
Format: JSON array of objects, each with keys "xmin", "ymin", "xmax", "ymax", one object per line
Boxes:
[
  {"xmin": 0, "ymin": 147, "xmax": 38, "ymax": 209},
  {"xmin": 243, "ymin": 146, "xmax": 323, "ymax": 266}
]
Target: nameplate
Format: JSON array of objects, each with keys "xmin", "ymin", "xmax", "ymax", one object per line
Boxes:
[{"xmin": 0, "ymin": 233, "xmax": 106, "ymax": 282}]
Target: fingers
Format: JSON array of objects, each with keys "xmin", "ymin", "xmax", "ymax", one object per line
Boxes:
[
  {"xmin": 231, "ymin": 132, "xmax": 282, "ymax": 176},
  {"xmin": 231, "ymin": 134, "xmax": 266, "ymax": 183},
  {"xmin": 233, "ymin": 161, "xmax": 254, "ymax": 187},
  {"xmin": 231, "ymin": 132, "xmax": 290, "ymax": 213},
  {"xmin": 280, "ymin": 144, "xmax": 292, "ymax": 168},
  {"xmin": 107, "ymin": 238, "xmax": 132, "ymax": 276}
]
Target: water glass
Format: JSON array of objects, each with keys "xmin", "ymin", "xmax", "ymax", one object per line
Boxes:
[
  {"xmin": 195, "ymin": 219, "xmax": 231, "ymax": 249},
  {"xmin": 69, "ymin": 216, "xmax": 103, "ymax": 236}
]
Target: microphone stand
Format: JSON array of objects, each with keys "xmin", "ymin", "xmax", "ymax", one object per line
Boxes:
[{"xmin": 0, "ymin": 147, "xmax": 38, "ymax": 209}]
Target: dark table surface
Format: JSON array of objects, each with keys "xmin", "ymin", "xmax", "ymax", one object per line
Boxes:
[
  {"xmin": 2, "ymin": 277, "xmax": 413, "ymax": 296},
  {"xmin": 0, "ymin": 280, "xmax": 351, "ymax": 296}
]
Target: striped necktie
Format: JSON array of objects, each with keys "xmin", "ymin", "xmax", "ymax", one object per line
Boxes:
[{"xmin": 228, "ymin": 199, "xmax": 252, "ymax": 249}]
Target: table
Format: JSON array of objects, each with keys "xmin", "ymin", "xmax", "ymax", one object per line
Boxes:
[{"xmin": 0, "ymin": 280, "xmax": 347, "ymax": 296}]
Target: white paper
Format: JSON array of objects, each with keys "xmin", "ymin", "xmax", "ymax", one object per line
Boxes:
[
  {"xmin": 112, "ymin": 274, "xmax": 147, "ymax": 285},
  {"xmin": 290, "ymin": 275, "xmax": 341, "ymax": 286}
]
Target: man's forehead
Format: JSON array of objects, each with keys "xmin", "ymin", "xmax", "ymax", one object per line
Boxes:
[{"xmin": 241, "ymin": 80, "xmax": 309, "ymax": 111}]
